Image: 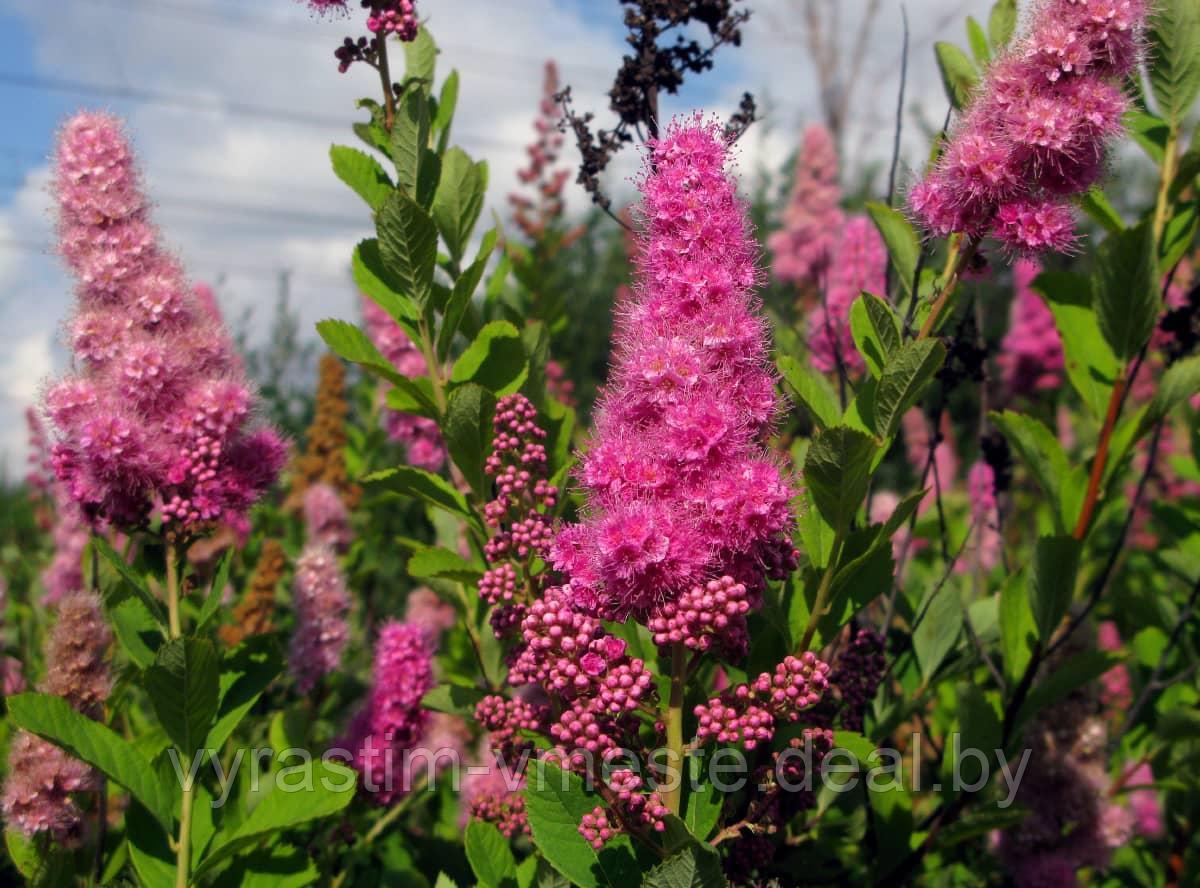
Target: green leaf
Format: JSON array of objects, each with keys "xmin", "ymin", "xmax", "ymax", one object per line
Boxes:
[
  {"xmin": 1078, "ymin": 187, "xmax": 1125, "ymax": 234},
  {"xmin": 391, "ymin": 89, "xmax": 431, "ymax": 200},
  {"xmin": 365, "ymin": 465, "xmax": 475, "ymax": 521},
  {"xmin": 873, "ymin": 340, "xmax": 946, "ymax": 439},
  {"xmin": 196, "ymin": 550, "xmax": 232, "ymax": 633},
  {"xmin": 1169, "ymin": 140, "xmax": 1200, "ymax": 202},
  {"xmin": 1142, "ymin": 355, "xmax": 1200, "ymax": 435},
  {"xmin": 1125, "ymin": 109, "xmax": 1170, "ymax": 163},
  {"xmin": 990, "ymin": 410, "xmax": 1069, "ymax": 532},
  {"xmin": 778, "ymin": 354, "xmax": 840, "ymax": 428},
  {"xmin": 210, "ymin": 844, "xmax": 319, "ymax": 888},
  {"xmin": 433, "ymin": 147, "xmax": 488, "ymax": 263},
  {"xmin": 206, "ymin": 634, "xmax": 283, "ymax": 750},
  {"xmin": 434, "ymin": 70, "xmax": 460, "ymax": 152},
  {"xmin": 144, "ymin": 637, "xmax": 219, "ymax": 760},
  {"xmin": 1028, "ymin": 535, "xmax": 1083, "ymax": 641},
  {"xmin": 1160, "ymin": 200, "xmax": 1198, "ymax": 274},
  {"xmin": 797, "ymin": 491, "xmax": 836, "ymax": 570},
  {"xmin": 966, "ymin": 17, "xmax": 990, "ymax": 65},
  {"xmin": 803, "ymin": 426, "xmax": 877, "ymax": 532},
  {"xmin": 408, "ymin": 547, "xmax": 483, "ymax": 584},
  {"xmin": 330, "ymin": 144, "xmax": 393, "ymax": 211},
  {"xmin": 913, "ymin": 583, "xmax": 962, "ymax": 680},
  {"xmin": 1012, "ymin": 651, "xmax": 1120, "ymax": 735},
  {"xmin": 466, "ymin": 820, "xmax": 518, "ymax": 888},
  {"xmin": 449, "ymin": 320, "xmax": 528, "ymax": 396},
  {"xmin": 1094, "ymin": 222, "xmax": 1160, "ymax": 361},
  {"xmin": 421, "ymin": 683, "xmax": 488, "ymax": 718},
  {"xmin": 1148, "ymin": 0, "xmax": 1200, "ymax": 125},
  {"xmin": 642, "ymin": 844, "xmax": 727, "ymax": 888},
  {"xmin": 1033, "ymin": 272, "xmax": 1120, "ymax": 417},
  {"xmin": 999, "ymin": 571, "xmax": 1036, "ymax": 685},
  {"xmin": 442, "ymin": 382, "xmax": 496, "ymax": 498},
  {"xmin": 354, "ymin": 239, "xmax": 421, "ymax": 330},
  {"xmin": 126, "ymin": 801, "xmax": 176, "ymax": 888},
  {"xmin": 849, "ymin": 292, "xmax": 902, "ymax": 378},
  {"xmin": 524, "ymin": 762, "xmax": 640, "ymax": 888},
  {"xmin": 107, "ymin": 595, "xmax": 163, "ymax": 669},
  {"xmin": 934, "ymin": 41, "xmax": 979, "ymax": 110},
  {"xmin": 378, "ymin": 188, "xmax": 438, "ymax": 307},
  {"xmin": 683, "ymin": 757, "xmax": 722, "ymax": 842},
  {"xmin": 866, "ymin": 202, "xmax": 920, "ymax": 296},
  {"xmin": 7, "ymin": 693, "xmax": 175, "ymax": 833},
  {"xmin": 93, "ymin": 534, "xmax": 167, "ymax": 625},
  {"xmin": 195, "ymin": 759, "xmax": 357, "ymax": 878},
  {"xmin": 438, "ymin": 228, "xmax": 498, "ymax": 361},
  {"xmin": 823, "ymin": 544, "xmax": 894, "ymax": 644},
  {"xmin": 403, "ymin": 27, "xmax": 438, "ymax": 83},
  {"xmin": 987, "ymin": 0, "xmax": 1017, "ymax": 49}
]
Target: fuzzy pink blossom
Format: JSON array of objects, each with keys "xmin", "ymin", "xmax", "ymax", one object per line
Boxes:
[
  {"xmin": 962, "ymin": 461, "xmax": 1003, "ymax": 573},
  {"xmin": 552, "ymin": 117, "xmax": 795, "ymax": 618},
  {"xmin": 999, "ymin": 259, "xmax": 1065, "ymax": 395},
  {"xmin": 45, "ymin": 112, "xmax": 284, "ymax": 534},
  {"xmin": 288, "ymin": 545, "xmax": 351, "ymax": 694},
  {"xmin": 303, "ymin": 482, "xmax": 353, "ymax": 553},
  {"xmin": 404, "ymin": 586, "xmax": 457, "ymax": 643},
  {"xmin": 1120, "ymin": 761, "xmax": 1163, "ymax": 838},
  {"xmin": 341, "ymin": 620, "xmax": 435, "ymax": 805},
  {"xmin": 2, "ymin": 592, "xmax": 111, "ymax": 843},
  {"xmin": 769, "ymin": 124, "xmax": 843, "ymax": 287},
  {"xmin": 909, "ymin": 0, "xmax": 1146, "ymax": 254},
  {"xmin": 361, "ymin": 297, "xmax": 446, "ymax": 471},
  {"xmin": 807, "ymin": 216, "xmax": 886, "ymax": 376}
]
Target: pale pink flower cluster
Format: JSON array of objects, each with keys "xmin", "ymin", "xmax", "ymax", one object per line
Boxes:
[
  {"xmin": 28, "ymin": 407, "xmax": 89, "ymax": 605},
  {"xmin": 910, "ymin": 0, "xmax": 1146, "ymax": 253},
  {"xmin": 769, "ymin": 124, "xmax": 844, "ymax": 287},
  {"xmin": 45, "ymin": 112, "xmax": 285, "ymax": 533},
  {"xmin": 902, "ymin": 408, "xmax": 959, "ymax": 514},
  {"xmin": 961, "ymin": 460, "xmax": 1003, "ymax": 573},
  {"xmin": 403, "ymin": 586, "xmax": 457, "ymax": 644},
  {"xmin": 807, "ymin": 216, "xmax": 886, "ymax": 376},
  {"xmin": 361, "ymin": 297, "xmax": 446, "ymax": 471},
  {"xmin": 998, "ymin": 259, "xmax": 1065, "ymax": 395},
  {"xmin": 288, "ymin": 546, "xmax": 351, "ymax": 693},
  {"xmin": 551, "ymin": 117, "xmax": 795, "ymax": 618},
  {"xmin": 302, "ymin": 482, "xmax": 353, "ymax": 553},
  {"xmin": 509, "ymin": 60, "xmax": 571, "ymax": 241},
  {"xmin": 2, "ymin": 592, "xmax": 111, "ymax": 844}
]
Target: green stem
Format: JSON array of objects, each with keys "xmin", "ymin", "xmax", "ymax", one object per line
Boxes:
[
  {"xmin": 1153, "ymin": 125, "xmax": 1179, "ymax": 245},
  {"xmin": 165, "ymin": 541, "xmax": 182, "ymax": 640},
  {"xmin": 799, "ymin": 535, "xmax": 844, "ymax": 653},
  {"xmin": 416, "ymin": 320, "xmax": 447, "ymax": 414},
  {"xmin": 662, "ymin": 643, "xmax": 687, "ymax": 816},
  {"xmin": 376, "ymin": 33, "xmax": 395, "ymax": 132},
  {"xmin": 917, "ymin": 237, "xmax": 973, "ymax": 340},
  {"xmin": 165, "ymin": 541, "xmax": 192, "ymax": 888}
]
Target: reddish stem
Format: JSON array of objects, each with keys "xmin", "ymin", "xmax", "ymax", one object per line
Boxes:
[{"xmin": 1072, "ymin": 370, "xmax": 1128, "ymax": 540}]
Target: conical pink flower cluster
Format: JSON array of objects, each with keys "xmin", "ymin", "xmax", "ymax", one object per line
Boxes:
[
  {"xmin": 28, "ymin": 406, "xmax": 89, "ymax": 605},
  {"xmin": 44, "ymin": 112, "xmax": 286, "ymax": 533},
  {"xmin": 769, "ymin": 124, "xmax": 843, "ymax": 287},
  {"xmin": 551, "ymin": 117, "xmax": 795, "ymax": 618},
  {"xmin": 340, "ymin": 620, "xmax": 435, "ymax": 805},
  {"xmin": 288, "ymin": 545, "xmax": 351, "ymax": 693},
  {"xmin": 807, "ymin": 216, "xmax": 886, "ymax": 376},
  {"xmin": 509, "ymin": 60, "xmax": 572, "ymax": 241},
  {"xmin": 362, "ymin": 297, "xmax": 445, "ymax": 471},
  {"xmin": 2, "ymin": 592, "xmax": 111, "ymax": 844},
  {"xmin": 910, "ymin": 0, "xmax": 1146, "ymax": 253},
  {"xmin": 999, "ymin": 260, "xmax": 1064, "ymax": 395},
  {"xmin": 302, "ymin": 482, "xmax": 353, "ymax": 553}
]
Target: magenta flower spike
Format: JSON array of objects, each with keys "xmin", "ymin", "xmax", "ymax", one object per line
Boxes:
[
  {"xmin": 551, "ymin": 116, "xmax": 796, "ymax": 620},
  {"xmin": 44, "ymin": 112, "xmax": 285, "ymax": 535}
]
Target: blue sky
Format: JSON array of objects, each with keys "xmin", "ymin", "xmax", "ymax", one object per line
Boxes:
[{"xmin": 0, "ymin": 0, "xmax": 986, "ymax": 475}]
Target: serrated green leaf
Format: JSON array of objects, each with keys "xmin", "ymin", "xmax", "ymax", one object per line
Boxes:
[
  {"xmin": 196, "ymin": 549, "xmax": 231, "ymax": 633},
  {"xmin": 108, "ymin": 594, "xmax": 163, "ymax": 669},
  {"xmin": 377, "ymin": 187, "xmax": 438, "ymax": 306},
  {"xmin": 524, "ymin": 762, "xmax": 640, "ymax": 888},
  {"xmin": 1033, "ymin": 272, "xmax": 1120, "ymax": 417},
  {"xmin": 438, "ymin": 228, "xmax": 498, "ymax": 361},
  {"xmin": 778, "ymin": 354, "xmax": 840, "ymax": 428},
  {"xmin": 93, "ymin": 534, "xmax": 167, "ymax": 625},
  {"xmin": 144, "ymin": 637, "xmax": 219, "ymax": 759},
  {"xmin": 988, "ymin": 0, "xmax": 1017, "ymax": 49},
  {"xmin": 466, "ymin": 820, "xmax": 518, "ymax": 888},
  {"xmin": 365, "ymin": 465, "xmax": 475, "ymax": 522},
  {"xmin": 1078, "ymin": 187, "xmax": 1125, "ymax": 234},
  {"xmin": 803, "ymin": 426, "xmax": 877, "ymax": 532},
  {"xmin": 408, "ymin": 546, "xmax": 483, "ymax": 584},
  {"xmin": 913, "ymin": 582, "xmax": 962, "ymax": 680},
  {"xmin": 435, "ymin": 70, "xmax": 460, "ymax": 153},
  {"xmin": 449, "ymin": 320, "xmax": 528, "ymax": 395},
  {"xmin": 433, "ymin": 148, "xmax": 488, "ymax": 263},
  {"xmin": 421, "ymin": 683, "xmax": 488, "ymax": 717},
  {"xmin": 1160, "ymin": 200, "xmax": 1198, "ymax": 274},
  {"xmin": 966, "ymin": 17, "xmax": 991, "ymax": 65},
  {"xmin": 391, "ymin": 89, "xmax": 431, "ymax": 200},
  {"xmin": 849, "ymin": 291, "xmax": 902, "ymax": 378},
  {"xmin": 683, "ymin": 756, "xmax": 722, "ymax": 842},
  {"xmin": 403, "ymin": 27, "xmax": 438, "ymax": 83},
  {"xmin": 1094, "ymin": 222, "xmax": 1160, "ymax": 361},
  {"xmin": 935, "ymin": 41, "xmax": 979, "ymax": 110},
  {"xmin": 206, "ymin": 634, "xmax": 283, "ymax": 750},
  {"xmin": 873, "ymin": 340, "xmax": 946, "ymax": 439},
  {"xmin": 642, "ymin": 843, "xmax": 727, "ymax": 888},
  {"xmin": 7, "ymin": 693, "xmax": 175, "ymax": 833},
  {"xmin": 330, "ymin": 144, "xmax": 393, "ymax": 211},
  {"xmin": 1028, "ymin": 535, "xmax": 1082, "ymax": 643},
  {"xmin": 999, "ymin": 570, "xmax": 1036, "ymax": 685},
  {"xmin": 1148, "ymin": 0, "xmax": 1200, "ymax": 125},
  {"xmin": 126, "ymin": 800, "xmax": 175, "ymax": 888},
  {"xmin": 1141, "ymin": 355, "xmax": 1200, "ymax": 436},
  {"xmin": 866, "ymin": 202, "xmax": 920, "ymax": 296},
  {"xmin": 316, "ymin": 319, "xmax": 439, "ymax": 417},
  {"xmin": 1125, "ymin": 109, "xmax": 1170, "ymax": 164},
  {"xmin": 354, "ymin": 239, "xmax": 422, "ymax": 331},
  {"xmin": 990, "ymin": 410, "xmax": 1069, "ymax": 532},
  {"xmin": 443, "ymin": 383, "xmax": 496, "ymax": 497}
]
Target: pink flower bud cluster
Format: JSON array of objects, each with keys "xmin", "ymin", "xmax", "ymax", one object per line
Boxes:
[
  {"xmin": 475, "ymin": 693, "xmax": 548, "ymax": 761},
  {"xmin": 45, "ymin": 112, "xmax": 285, "ymax": 533},
  {"xmin": 578, "ymin": 769, "xmax": 669, "ymax": 849},
  {"xmin": 909, "ymin": 0, "xmax": 1146, "ymax": 254},
  {"xmin": 361, "ymin": 297, "xmax": 446, "ymax": 471},
  {"xmin": 646, "ymin": 575, "xmax": 751, "ymax": 659},
  {"xmin": 341, "ymin": 620, "xmax": 435, "ymax": 805},
  {"xmin": 510, "ymin": 61, "xmax": 572, "ymax": 241},
  {"xmin": 2, "ymin": 592, "xmax": 111, "ymax": 844},
  {"xmin": 366, "ymin": 0, "xmax": 417, "ymax": 40},
  {"xmin": 302, "ymin": 1, "xmax": 420, "ymax": 72},
  {"xmin": 768, "ymin": 124, "xmax": 844, "ymax": 288},
  {"xmin": 288, "ymin": 545, "xmax": 351, "ymax": 694},
  {"xmin": 807, "ymin": 216, "xmax": 886, "ymax": 376},
  {"xmin": 303, "ymin": 482, "xmax": 353, "ymax": 553},
  {"xmin": 694, "ymin": 652, "xmax": 830, "ymax": 749},
  {"xmin": 998, "ymin": 259, "xmax": 1064, "ymax": 395},
  {"xmin": 552, "ymin": 117, "xmax": 795, "ymax": 618},
  {"xmin": 462, "ymin": 741, "xmax": 529, "ymax": 838}
]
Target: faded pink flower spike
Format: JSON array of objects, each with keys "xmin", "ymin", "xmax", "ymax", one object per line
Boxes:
[
  {"xmin": 45, "ymin": 112, "xmax": 285, "ymax": 534},
  {"xmin": 551, "ymin": 116, "xmax": 795, "ymax": 619},
  {"xmin": 288, "ymin": 545, "xmax": 351, "ymax": 694},
  {"xmin": 769, "ymin": 124, "xmax": 844, "ymax": 288},
  {"xmin": 999, "ymin": 259, "xmax": 1065, "ymax": 395},
  {"xmin": 807, "ymin": 216, "xmax": 886, "ymax": 377}
]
